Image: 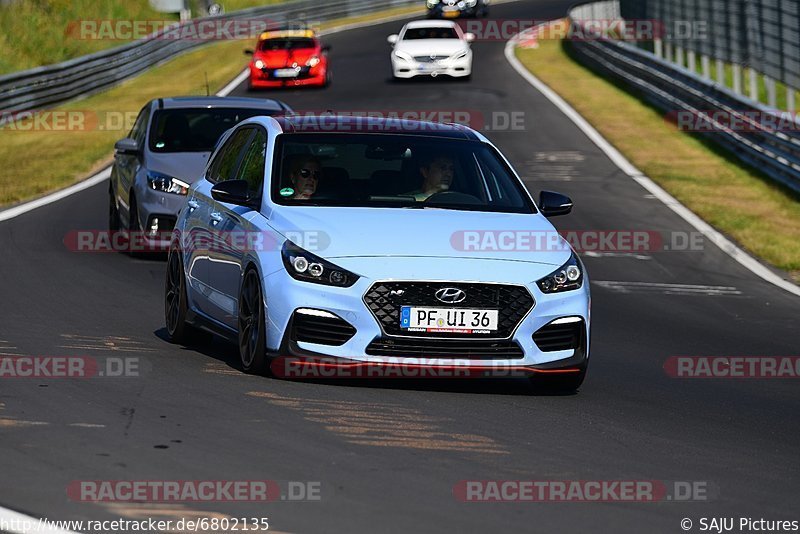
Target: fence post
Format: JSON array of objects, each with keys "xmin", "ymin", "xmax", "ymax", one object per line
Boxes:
[
  {"xmin": 654, "ymin": 38, "xmax": 663, "ymax": 58},
  {"xmin": 748, "ymin": 69, "xmax": 758, "ymax": 101},
  {"xmin": 675, "ymin": 45, "xmax": 684, "ymax": 67},
  {"xmin": 764, "ymin": 76, "xmax": 776, "ymax": 108},
  {"xmin": 716, "ymin": 58, "xmax": 725, "ymax": 85},
  {"xmin": 787, "ymin": 87, "xmax": 796, "ymax": 113},
  {"xmin": 701, "ymin": 54, "xmax": 710, "ymax": 79},
  {"xmin": 732, "ymin": 63, "xmax": 742, "ymax": 94}
]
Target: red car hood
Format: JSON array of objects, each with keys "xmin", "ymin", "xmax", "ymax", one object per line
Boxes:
[{"xmin": 255, "ymin": 49, "xmax": 318, "ymax": 68}]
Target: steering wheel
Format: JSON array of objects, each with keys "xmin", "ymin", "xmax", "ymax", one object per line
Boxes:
[{"xmin": 425, "ymin": 191, "xmax": 483, "ymax": 205}]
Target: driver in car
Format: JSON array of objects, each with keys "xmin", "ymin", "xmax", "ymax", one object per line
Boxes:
[
  {"xmin": 287, "ymin": 155, "xmax": 322, "ymax": 200},
  {"xmin": 408, "ymin": 154, "xmax": 455, "ymax": 201}
]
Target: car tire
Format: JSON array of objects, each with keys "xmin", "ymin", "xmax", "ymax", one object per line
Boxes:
[
  {"xmin": 165, "ymin": 246, "xmax": 192, "ymax": 344},
  {"xmin": 238, "ymin": 268, "xmax": 270, "ymax": 375}
]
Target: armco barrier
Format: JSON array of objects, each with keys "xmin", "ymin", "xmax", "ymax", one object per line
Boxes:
[{"xmin": 561, "ymin": 0, "xmax": 800, "ymax": 195}]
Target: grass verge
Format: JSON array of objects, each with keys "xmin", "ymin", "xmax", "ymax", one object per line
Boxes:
[
  {"xmin": 0, "ymin": 4, "xmax": 422, "ymax": 209},
  {"xmin": 515, "ymin": 25, "xmax": 800, "ymax": 282}
]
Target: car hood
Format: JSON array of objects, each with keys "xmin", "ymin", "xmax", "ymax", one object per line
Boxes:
[
  {"xmin": 147, "ymin": 152, "xmax": 210, "ymax": 184},
  {"xmin": 394, "ymin": 39, "xmax": 468, "ymax": 57},
  {"xmin": 255, "ymin": 49, "xmax": 318, "ymax": 68},
  {"xmin": 268, "ymin": 206, "xmax": 572, "ymax": 267}
]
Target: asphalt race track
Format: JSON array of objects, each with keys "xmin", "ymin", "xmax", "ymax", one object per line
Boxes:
[{"xmin": 1, "ymin": 1, "xmax": 798, "ymax": 532}]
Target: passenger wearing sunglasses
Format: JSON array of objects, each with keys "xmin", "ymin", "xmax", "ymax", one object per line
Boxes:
[{"xmin": 287, "ymin": 156, "xmax": 322, "ymax": 200}]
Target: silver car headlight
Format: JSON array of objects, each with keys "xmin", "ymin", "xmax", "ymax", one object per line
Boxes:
[
  {"xmin": 426, "ymin": 0, "xmax": 440, "ymax": 6},
  {"xmin": 450, "ymin": 49, "xmax": 469, "ymax": 61},
  {"xmin": 147, "ymin": 171, "xmax": 189, "ymax": 196},
  {"xmin": 536, "ymin": 252, "xmax": 583, "ymax": 293},
  {"xmin": 281, "ymin": 241, "xmax": 359, "ymax": 288},
  {"xmin": 465, "ymin": 0, "xmax": 478, "ymax": 6}
]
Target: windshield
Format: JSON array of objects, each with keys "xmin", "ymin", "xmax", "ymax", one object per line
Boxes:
[
  {"xmin": 148, "ymin": 108, "xmax": 279, "ymax": 153},
  {"xmin": 271, "ymin": 133, "xmax": 535, "ymax": 214},
  {"xmin": 403, "ymin": 27, "xmax": 459, "ymax": 40},
  {"xmin": 259, "ymin": 37, "xmax": 316, "ymax": 51}
]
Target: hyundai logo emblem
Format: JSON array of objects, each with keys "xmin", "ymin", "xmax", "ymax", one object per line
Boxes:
[{"xmin": 435, "ymin": 287, "xmax": 467, "ymax": 304}]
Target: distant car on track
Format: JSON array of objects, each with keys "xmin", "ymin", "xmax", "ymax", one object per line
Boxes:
[
  {"xmin": 109, "ymin": 96, "xmax": 292, "ymax": 250},
  {"xmin": 426, "ymin": 0, "xmax": 490, "ymax": 19},
  {"xmin": 245, "ymin": 29, "xmax": 331, "ymax": 89},
  {"xmin": 388, "ymin": 20, "xmax": 474, "ymax": 80},
  {"xmin": 164, "ymin": 115, "xmax": 591, "ymax": 391}
]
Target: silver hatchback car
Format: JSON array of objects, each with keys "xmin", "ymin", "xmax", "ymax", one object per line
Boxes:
[{"xmin": 109, "ymin": 96, "xmax": 292, "ymax": 250}]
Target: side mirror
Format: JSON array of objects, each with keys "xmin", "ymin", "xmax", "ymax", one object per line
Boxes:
[
  {"xmin": 114, "ymin": 137, "xmax": 140, "ymax": 156},
  {"xmin": 243, "ymin": 49, "xmax": 254, "ymax": 55},
  {"xmin": 539, "ymin": 190, "xmax": 573, "ymax": 217},
  {"xmin": 387, "ymin": 34, "xmax": 399, "ymax": 45},
  {"xmin": 211, "ymin": 179, "xmax": 257, "ymax": 208},
  {"xmin": 464, "ymin": 32, "xmax": 476, "ymax": 42}
]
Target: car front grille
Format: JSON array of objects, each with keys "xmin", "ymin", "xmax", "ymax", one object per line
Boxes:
[
  {"xmin": 364, "ymin": 281, "xmax": 534, "ymax": 339},
  {"xmin": 365, "ymin": 338, "xmax": 524, "ymax": 359},
  {"xmin": 290, "ymin": 310, "xmax": 356, "ymax": 346},
  {"xmin": 413, "ymin": 55, "xmax": 450, "ymax": 63},
  {"xmin": 533, "ymin": 319, "xmax": 585, "ymax": 352}
]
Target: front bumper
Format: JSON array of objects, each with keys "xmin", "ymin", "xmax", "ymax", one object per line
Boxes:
[
  {"xmin": 391, "ymin": 54, "xmax": 472, "ymax": 79},
  {"xmin": 428, "ymin": 5, "xmax": 482, "ymax": 18},
  {"xmin": 133, "ymin": 182, "xmax": 184, "ymax": 251},
  {"xmin": 262, "ymin": 268, "xmax": 590, "ymax": 370},
  {"xmin": 249, "ymin": 65, "xmax": 327, "ymax": 88}
]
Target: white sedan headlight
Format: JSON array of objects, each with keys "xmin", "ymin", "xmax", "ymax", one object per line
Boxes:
[
  {"xmin": 393, "ymin": 50, "xmax": 414, "ymax": 62},
  {"xmin": 450, "ymin": 49, "xmax": 469, "ymax": 61}
]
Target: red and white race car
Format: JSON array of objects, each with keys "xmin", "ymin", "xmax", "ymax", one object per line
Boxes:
[{"xmin": 245, "ymin": 29, "xmax": 331, "ymax": 89}]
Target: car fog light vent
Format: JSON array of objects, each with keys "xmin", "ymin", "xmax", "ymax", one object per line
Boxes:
[{"xmin": 533, "ymin": 318, "xmax": 585, "ymax": 352}]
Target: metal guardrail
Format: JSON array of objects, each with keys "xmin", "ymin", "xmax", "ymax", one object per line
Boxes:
[
  {"xmin": 566, "ymin": 0, "xmax": 800, "ymax": 195},
  {"xmin": 0, "ymin": 0, "xmax": 418, "ymax": 113}
]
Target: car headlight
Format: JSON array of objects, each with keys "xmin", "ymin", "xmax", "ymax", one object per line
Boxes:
[
  {"xmin": 450, "ymin": 49, "xmax": 469, "ymax": 60},
  {"xmin": 306, "ymin": 56, "xmax": 321, "ymax": 67},
  {"xmin": 147, "ymin": 171, "xmax": 189, "ymax": 195},
  {"xmin": 536, "ymin": 252, "xmax": 583, "ymax": 293},
  {"xmin": 393, "ymin": 50, "xmax": 414, "ymax": 62},
  {"xmin": 426, "ymin": 0, "xmax": 439, "ymax": 7},
  {"xmin": 281, "ymin": 241, "xmax": 358, "ymax": 287},
  {"xmin": 465, "ymin": 0, "xmax": 477, "ymax": 6},
  {"xmin": 254, "ymin": 59, "xmax": 265, "ymax": 69}
]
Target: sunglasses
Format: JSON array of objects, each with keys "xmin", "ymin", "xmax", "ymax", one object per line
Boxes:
[{"xmin": 298, "ymin": 168, "xmax": 321, "ymax": 179}]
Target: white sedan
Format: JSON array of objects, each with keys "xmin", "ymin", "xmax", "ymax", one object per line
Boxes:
[{"xmin": 388, "ymin": 20, "xmax": 474, "ymax": 80}]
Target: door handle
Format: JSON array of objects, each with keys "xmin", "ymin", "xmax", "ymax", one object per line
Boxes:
[
  {"xmin": 187, "ymin": 200, "xmax": 199, "ymax": 212},
  {"xmin": 209, "ymin": 212, "xmax": 223, "ymax": 224}
]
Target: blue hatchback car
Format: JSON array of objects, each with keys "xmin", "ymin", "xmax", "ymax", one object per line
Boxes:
[{"xmin": 165, "ymin": 115, "xmax": 590, "ymax": 391}]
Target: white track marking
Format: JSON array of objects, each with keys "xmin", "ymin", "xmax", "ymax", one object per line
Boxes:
[
  {"xmin": 0, "ymin": 168, "xmax": 111, "ymax": 223},
  {"xmin": 593, "ymin": 280, "xmax": 743, "ymax": 296},
  {"xmin": 504, "ymin": 28, "xmax": 800, "ymax": 298}
]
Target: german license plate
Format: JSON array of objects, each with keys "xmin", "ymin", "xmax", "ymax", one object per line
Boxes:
[
  {"xmin": 274, "ymin": 68, "xmax": 299, "ymax": 78},
  {"xmin": 400, "ymin": 306, "xmax": 499, "ymax": 333}
]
